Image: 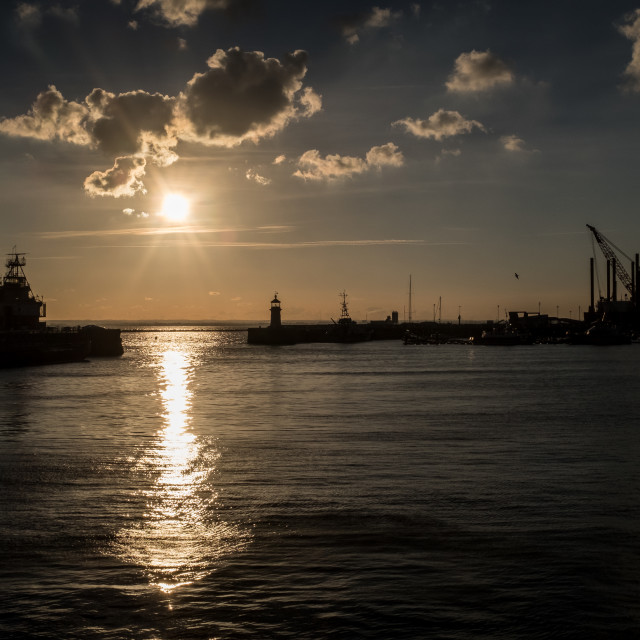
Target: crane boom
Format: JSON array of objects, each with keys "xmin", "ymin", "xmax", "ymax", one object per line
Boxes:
[{"xmin": 586, "ymin": 224, "xmax": 634, "ymax": 297}]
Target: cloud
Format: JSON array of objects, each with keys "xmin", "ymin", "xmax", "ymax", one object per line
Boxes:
[
  {"xmin": 294, "ymin": 143, "xmax": 403, "ymax": 181},
  {"xmin": 87, "ymin": 88, "xmax": 177, "ymax": 159},
  {"xmin": 15, "ymin": 2, "xmax": 78, "ymax": 27},
  {"xmin": 446, "ymin": 50, "xmax": 514, "ymax": 93},
  {"xmin": 393, "ymin": 109, "xmax": 485, "ymax": 141},
  {"xmin": 246, "ymin": 168, "xmax": 271, "ymax": 185},
  {"xmin": 0, "ymin": 48, "xmax": 320, "ymax": 196},
  {"xmin": 294, "ymin": 150, "xmax": 367, "ymax": 180},
  {"xmin": 335, "ymin": 6, "xmax": 402, "ymax": 44},
  {"xmin": 298, "ymin": 86, "xmax": 323, "ymax": 117},
  {"xmin": 123, "ymin": 207, "xmax": 150, "ymax": 218},
  {"xmin": 48, "ymin": 5, "xmax": 79, "ymax": 23},
  {"xmin": 178, "ymin": 48, "xmax": 320, "ymax": 147},
  {"xmin": 0, "ymin": 85, "xmax": 91, "ymax": 145},
  {"xmin": 500, "ymin": 134, "xmax": 526, "ymax": 152},
  {"xmin": 134, "ymin": 0, "xmax": 232, "ymax": 27},
  {"xmin": 84, "ymin": 156, "xmax": 147, "ymax": 198},
  {"xmin": 365, "ymin": 142, "xmax": 404, "ymax": 167},
  {"xmin": 273, "ymin": 154, "xmax": 286, "ymax": 164},
  {"xmin": 208, "ymin": 291, "xmax": 221, "ymax": 296},
  {"xmin": 38, "ymin": 223, "xmax": 468, "ymax": 249},
  {"xmin": 619, "ymin": 9, "xmax": 640, "ymax": 92},
  {"xmin": 16, "ymin": 3, "xmax": 42, "ymax": 27}
]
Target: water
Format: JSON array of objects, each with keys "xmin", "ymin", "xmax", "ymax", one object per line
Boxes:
[{"xmin": 1, "ymin": 332, "xmax": 639, "ymax": 639}]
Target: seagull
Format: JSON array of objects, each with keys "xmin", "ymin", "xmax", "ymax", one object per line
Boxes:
[{"xmin": 514, "ymin": 273, "xmax": 519, "ymax": 279}]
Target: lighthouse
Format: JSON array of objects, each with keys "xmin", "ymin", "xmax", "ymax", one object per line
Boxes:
[{"xmin": 270, "ymin": 293, "xmax": 282, "ymax": 328}]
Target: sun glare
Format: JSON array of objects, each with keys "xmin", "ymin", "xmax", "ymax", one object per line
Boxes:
[{"xmin": 160, "ymin": 193, "xmax": 190, "ymax": 222}]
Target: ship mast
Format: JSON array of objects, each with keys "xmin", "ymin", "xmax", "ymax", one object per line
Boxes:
[
  {"xmin": 4, "ymin": 249, "xmax": 30, "ymax": 289},
  {"xmin": 340, "ymin": 290, "xmax": 351, "ymax": 321}
]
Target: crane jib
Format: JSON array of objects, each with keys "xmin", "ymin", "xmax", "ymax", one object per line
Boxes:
[{"xmin": 586, "ymin": 224, "xmax": 634, "ymax": 297}]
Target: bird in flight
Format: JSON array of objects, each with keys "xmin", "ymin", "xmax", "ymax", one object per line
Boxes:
[{"xmin": 514, "ymin": 273, "xmax": 519, "ymax": 279}]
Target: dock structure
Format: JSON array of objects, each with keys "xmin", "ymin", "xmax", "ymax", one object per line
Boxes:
[{"xmin": 247, "ymin": 293, "xmax": 404, "ymax": 345}]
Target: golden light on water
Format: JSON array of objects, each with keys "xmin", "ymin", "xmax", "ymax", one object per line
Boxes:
[{"xmin": 113, "ymin": 344, "xmax": 249, "ymax": 592}]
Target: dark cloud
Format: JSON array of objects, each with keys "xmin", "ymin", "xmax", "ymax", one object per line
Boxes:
[
  {"xmin": 88, "ymin": 89, "xmax": 176, "ymax": 157},
  {"xmin": 0, "ymin": 48, "xmax": 320, "ymax": 195},
  {"xmin": 179, "ymin": 48, "xmax": 320, "ymax": 146}
]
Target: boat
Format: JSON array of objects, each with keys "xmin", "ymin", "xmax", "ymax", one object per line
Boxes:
[
  {"xmin": 326, "ymin": 291, "xmax": 373, "ymax": 343},
  {"xmin": 0, "ymin": 249, "xmax": 121, "ymax": 367},
  {"xmin": 476, "ymin": 321, "xmax": 533, "ymax": 345}
]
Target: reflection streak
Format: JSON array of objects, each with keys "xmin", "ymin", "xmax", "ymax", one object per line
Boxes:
[{"xmin": 114, "ymin": 346, "xmax": 248, "ymax": 592}]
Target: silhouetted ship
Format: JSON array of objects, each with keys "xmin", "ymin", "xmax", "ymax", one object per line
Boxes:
[
  {"xmin": 0, "ymin": 249, "xmax": 123, "ymax": 367},
  {"xmin": 327, "ymin": 290, "xmax": 373, "ymax": 342}
]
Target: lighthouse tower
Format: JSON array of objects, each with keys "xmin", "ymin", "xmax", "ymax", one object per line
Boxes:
[{"xmin": 270, "ymin": 293, "xmax": 282, "ymax": 328}]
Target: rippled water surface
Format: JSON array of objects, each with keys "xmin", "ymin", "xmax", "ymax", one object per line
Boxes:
[{"xmin": 1, "ymin": 331, "xmax": 639, "ymax": 639}]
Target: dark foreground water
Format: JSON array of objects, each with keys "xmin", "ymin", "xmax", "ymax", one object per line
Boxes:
[{"xmin": 1, "ymin": 331, "xmax": 639, "ymax": 639}]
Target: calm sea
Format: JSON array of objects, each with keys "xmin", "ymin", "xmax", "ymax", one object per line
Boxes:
[{"xmin": 1, "ymin": 330, "xmax": 639, "ymax": 639}]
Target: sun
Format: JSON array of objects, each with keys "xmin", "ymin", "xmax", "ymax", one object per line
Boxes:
[{"xmin": 160, "ymin": 193, "xmax": 190, "ymax": 223}]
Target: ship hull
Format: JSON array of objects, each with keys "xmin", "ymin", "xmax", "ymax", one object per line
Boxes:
[{"xmin": 0, "ymin": 331, "xmax": 91, "ymax": 368}]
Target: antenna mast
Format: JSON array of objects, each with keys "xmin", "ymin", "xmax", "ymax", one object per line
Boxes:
[{"xmin": 340, "ymin": 290, "xmax": 350, "ymax": 320}]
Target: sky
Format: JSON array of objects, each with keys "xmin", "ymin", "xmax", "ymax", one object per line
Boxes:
[{"xmin": 1, "ymin": 0, "xmax": 640, "ymax": 323}]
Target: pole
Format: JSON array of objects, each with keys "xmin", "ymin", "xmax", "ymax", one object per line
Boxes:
[{"xmin": 590, "ymin": 257, "xmax": 595, "ymax": 312}]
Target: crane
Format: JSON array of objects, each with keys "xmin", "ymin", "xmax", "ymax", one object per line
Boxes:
[{"xmin": 586, "ymin": 224, "xmax": 634, "ymax": 299}]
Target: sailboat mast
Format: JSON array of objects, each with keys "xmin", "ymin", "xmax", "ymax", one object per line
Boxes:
[{"xmin": 408, "ymin": 275, "xmax": 412, "ymax": 323}]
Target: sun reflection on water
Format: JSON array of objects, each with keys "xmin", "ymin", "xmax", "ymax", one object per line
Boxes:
[{"xmin": 113, "ymin": 344, "xmax": 249, "ymax": 592}]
